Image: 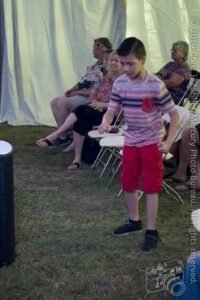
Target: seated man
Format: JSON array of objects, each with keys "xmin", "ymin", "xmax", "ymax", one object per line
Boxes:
[
  {"xmin": 156, "ymin": 41, "xmax": 191, "ymax": 105},
  {"xmin": 50, "ymin": 37, "xmax": 112, "ymax": 144}
]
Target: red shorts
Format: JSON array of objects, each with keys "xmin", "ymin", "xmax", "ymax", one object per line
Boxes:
[{"xmin": 121, "ymin": 144, "xmax": 164, "ymax": 194}]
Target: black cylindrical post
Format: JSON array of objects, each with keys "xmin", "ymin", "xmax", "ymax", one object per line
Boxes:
[{"xmin": 0, "ymin": 140, "xmax": 15, "ymax": 267}]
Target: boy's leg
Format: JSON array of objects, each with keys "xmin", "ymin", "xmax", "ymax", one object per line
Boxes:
[
  {"xmin": 146, "ymin": 193, "xmax": 158, "ymax": 230},
  {"xmin": 114, "ymin": 190, "xmax": 143, "ymax": 235},
  {"xmin": 127, "ymin": 191, "xmax": 140, "ymax": 221},
  {"xmin": 140, "ymin": 193, "xmax": 160, "ymax": 251},
  {"xmin": 141, "ymin": 145, "xmax": 163, "ymax": 251},
  {"xmin": 113, "ymin": 146, "xmax": 143, "ymax": 235}
]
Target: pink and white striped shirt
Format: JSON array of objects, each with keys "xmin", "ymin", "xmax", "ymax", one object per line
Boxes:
[{"xmin": 108, "ymin": 72, "xmax": 176, "ymax": 147}]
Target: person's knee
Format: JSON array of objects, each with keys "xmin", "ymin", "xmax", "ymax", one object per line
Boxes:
[
  {"xmin": 51, "ymin": 97, "xmax": 60, "ymax": 110},
  {"xmin": 51, "ymin": 96, "xmax": 69, "ymax": 111}
]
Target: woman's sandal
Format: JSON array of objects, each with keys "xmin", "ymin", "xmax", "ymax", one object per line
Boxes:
[
  {"xmin": 68, "ymin": 162, "xmax": 81, "ymax": 170},
  {"xmin": 36, "ymin": 138, "xmax": 52, "ymax": 148},
  {"xmin": 164, "ymin": 175, "xmax": 186, "ymax": 183}
]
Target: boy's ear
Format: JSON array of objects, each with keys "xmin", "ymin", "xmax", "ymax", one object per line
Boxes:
[{"xmin": 141, "ymin": 56, "xmax": 146, "ymax": 65}]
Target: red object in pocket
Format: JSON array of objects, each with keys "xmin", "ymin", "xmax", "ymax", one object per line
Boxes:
[{"xmin": 142, "ymin": 98, "xmax": 153, "ymax": 113}]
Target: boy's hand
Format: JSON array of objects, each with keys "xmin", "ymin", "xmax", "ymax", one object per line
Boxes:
[
  {"xmin": 98, "ymin": 123, "xmax": 111, "ymax": 134},
  {"xmin": 157, "ymin": 141, "xmax": 172, "ymax": 154}
]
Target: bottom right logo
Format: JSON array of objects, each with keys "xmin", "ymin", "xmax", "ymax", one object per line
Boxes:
[{"xmin": 146, "ymin": 259, "xmax": 186, "ymax": 296}]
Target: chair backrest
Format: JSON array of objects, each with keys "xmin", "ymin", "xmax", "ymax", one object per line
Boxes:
[
  {"xmin": 177, "ymin": 77, "xmax": 194, "ymax": 106},
  {"xmin": 188, "ymin": 79, "xmax": 200, "ymax": 112},
  {"xmin": 191, "ymin": 69, "xmax": 200, "ymax": 79},
  {"xmin": 113, "ymin": 107, "xmax": 124, "ymax": 127},
  {"xmin": 163, "ymin": 106, "xmax": 190, "ymax": 142},
  {"xmin": 178, "ymin": 78, "xmax": 200, "ymax": 112}
]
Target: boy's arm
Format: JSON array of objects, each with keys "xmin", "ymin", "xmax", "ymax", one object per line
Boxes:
[
  {"xmin": 157, "ymin": 108, "xmax": 180, "ymax": 153},
  {"xmin": 98, "ymin": 110, "xmax": 115, "ymax": 133}
]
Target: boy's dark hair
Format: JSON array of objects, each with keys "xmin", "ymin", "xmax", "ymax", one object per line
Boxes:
[{"xmin": 117, "ymin": 37, "xmax": 146, "ymax": 59}]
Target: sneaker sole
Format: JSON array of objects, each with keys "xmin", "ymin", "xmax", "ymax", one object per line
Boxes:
[{"xmin": 113, "ymin": 228, "xmax": 143, "ymax": 236}]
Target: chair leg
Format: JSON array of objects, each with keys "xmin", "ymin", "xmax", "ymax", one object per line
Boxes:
[
  {"xmin": 117, "ymin": 188, "xmax": 123, "ymax": 197},
  {"xmin": 91, "ymin": 147, "xmax": 105, "ymax": 170},
  {"xmin": 162, "ymin": 181, "xmax": 184, "ymax": 204},
  {"xmin": 107, "ymin": 161, "xmax": 122, "ymax": 188},
  {"xmin": 99, "ymin": 148, "xmax": 116, "ymax": 178}
]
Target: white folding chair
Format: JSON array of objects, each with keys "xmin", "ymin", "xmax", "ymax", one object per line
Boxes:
[
  {"xmin": 88, "ymin": 108, "xmax": 124, "ymax": 170},
  {"xmin": 97, "ymin": 135, "xmax": 124, "ymax": 187},
  {"xmin": 188, "ymin": 79, "xmax": 200, "ymax": 112},
  {"xmin": 162, "ymin": 105, "xmax": 190, "ymax": 142},
  {"xmin": 89, "ymin": 128, "xmax": 124, "ymax": 170},
  {"xmin": 177, "ymin": 77, "xmax": 195, "ymax": 106},
  {"xmin": 178, "ymin": 78, "xmax": 200, "ymax": 112}
]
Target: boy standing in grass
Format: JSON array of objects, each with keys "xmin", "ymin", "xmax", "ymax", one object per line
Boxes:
[{"xmin": 98, "ymin": 37, "xmax": 180, "ymax": 251}]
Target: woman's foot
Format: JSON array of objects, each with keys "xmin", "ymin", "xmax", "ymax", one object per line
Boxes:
[
  {"xmin": 36, "ymin": 138, "xmax": 53, "ymax": 148},
  {"xmin": 36, "ymin": 132, "xmax": 59, "ymax": 148},
  {"xmin": 165, "ymin": 173, "xmax": 187, "ymax": 183},
  {"xmin": 68, "ymin": 162, "xmax": 81, "ymax": 170}
]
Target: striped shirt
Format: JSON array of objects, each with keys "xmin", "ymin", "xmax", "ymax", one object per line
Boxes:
[{"xmin": 107, "ymin": 72, "xmax": 176, "ymax": 147}]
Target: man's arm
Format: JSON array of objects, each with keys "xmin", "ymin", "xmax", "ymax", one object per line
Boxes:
[
  {"xmin": 67, "ymin": 88, "xmax": 92, "ymax": 97},
  {"xmin": 64, "ymin": 84, "xmax": 78, "ymax": 96},
  {"xmin": 158, "ymin": 108, "xmax": 180, "ymax": 153}
]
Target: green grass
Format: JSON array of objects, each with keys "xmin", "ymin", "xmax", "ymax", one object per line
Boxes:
[{"xmin": 0, "ymin": 122, "xmax": 199, "ymax": 300}]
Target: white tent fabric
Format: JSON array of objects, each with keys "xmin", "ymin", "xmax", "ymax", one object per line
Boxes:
[
  {"xmin": 126, "ymin": 0, "xmax": 200, "ymax": 72},
  {"xmin": 1, "ymin": 0, "xmax": 200, "ymax": 126},
  {"xmin": 0, "ymin": 0, "xmax": 126, "ymax": 126}
]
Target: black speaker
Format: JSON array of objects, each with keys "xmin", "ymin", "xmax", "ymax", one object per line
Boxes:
[{"xmin": 0, "ymin": 141, "xmax": 15, "ymax": 267}]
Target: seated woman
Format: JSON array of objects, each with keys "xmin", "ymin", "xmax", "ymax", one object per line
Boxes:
[
  {"xmin": 168, "ymin": 123, "xmax": 200, "ymax": 191},
  {"xmin": 50, "ymin": 38, "xmax": 112, "ymax": 145},
  {"xmin": 156, "ymin": 41, "xmax": 191, "ymax": 105},
  {"xmin": 36, "ymin": 51, "xmax": 123, "ymax": 170}
]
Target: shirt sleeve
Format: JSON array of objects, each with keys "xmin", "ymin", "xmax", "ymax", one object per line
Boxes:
[
  {"xmin": 155, "ymin": 81, "xmax": 176, "ymax": 114},
  {"xmin": 107, "ymin": 81, "xmax": 122, "ymax": 113},
  {"xmin": 155, "ymin": 63, "xmax": 170, "ymax": 80},
  {"xmin": 174, "ymin": 63, "xmax": 191, "ymax": 80}
]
